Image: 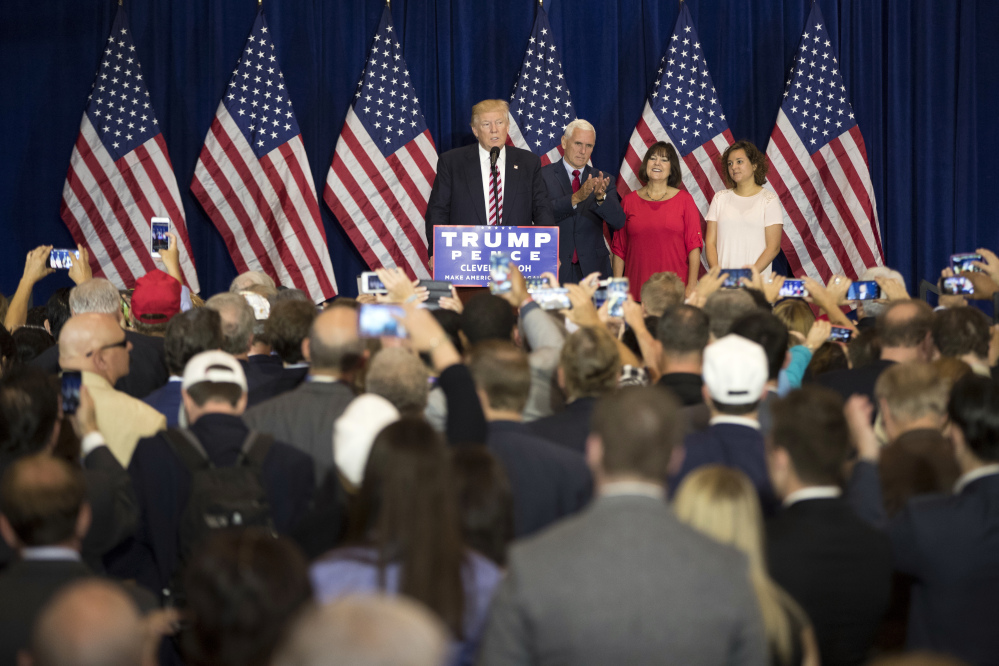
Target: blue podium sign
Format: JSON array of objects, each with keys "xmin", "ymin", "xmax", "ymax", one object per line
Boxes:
[{"xmin": 432, "ymin": 225, "xmax": 559, "ymax": 286}]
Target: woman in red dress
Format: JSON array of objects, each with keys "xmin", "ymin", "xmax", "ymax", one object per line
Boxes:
[{"xmin": 611, "ymin": 142, "xmax": 702, "ymax": 301}]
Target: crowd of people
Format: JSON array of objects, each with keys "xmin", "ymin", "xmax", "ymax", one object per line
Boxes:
[{"xmin": 1, "ymin": 229, "xmax": 998, "ymax": 666}]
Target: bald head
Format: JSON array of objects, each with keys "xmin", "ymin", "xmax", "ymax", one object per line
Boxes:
[
  {"xmin": 365, "ymin": 348, "xmax": 429, "ymax": 414},
  {"xmin": 305, "ymin": 307, "xmax": 363, "ymax": 375},
  {"xmin": 879, "ymin": 300, "xmax": 933, "ymax": 349},
  {"xmin": 30, "ymin": 580, "xmax": 146, "ymax": 666},
  {"xmin": 58, "ymin": 313, "xmax": 130, "ymax": 384}
]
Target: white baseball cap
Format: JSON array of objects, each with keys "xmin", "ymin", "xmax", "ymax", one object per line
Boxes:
[
  {"xmin": 702, "ymin": 334, "xmax": 768, "ymax": 405},
  {"xmin": 182, "ymin": 350, "xmax": 248, "ymax": 393}
]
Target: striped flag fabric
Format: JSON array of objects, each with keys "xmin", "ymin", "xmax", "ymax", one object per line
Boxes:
[
  {"xmin": 192, "ymin": 9, "xmax": 337, "ymax": 302},
  {"xmin": 506, "ymin": 4, "xmax": 577, "ymax": 165},
  {"xmin": 60, "ymin": 6, "xmax": 200, "ymax": 292},
  {"xmin": 764, "ymin": 3, "xmax": 884, "ymax": 281},
  {"xmin": 617, "ymin": 3, "xmax": 733, "ymax": 217},
  {"xmin": 323, "ymin": 6, "xmax": 437, "ymax": 280}
]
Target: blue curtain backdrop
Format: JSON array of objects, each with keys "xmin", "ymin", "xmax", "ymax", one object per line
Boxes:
[{"xmin": 1, "ymin": 0, "xmax": 995, "ymax": 302}]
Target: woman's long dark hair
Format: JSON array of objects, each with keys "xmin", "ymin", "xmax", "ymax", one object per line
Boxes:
[{"xmin": 349, "ymin": 417, "xmax": 467, "ymax": 637}]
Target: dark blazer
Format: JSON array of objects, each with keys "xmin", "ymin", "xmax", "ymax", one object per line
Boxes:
[
  {"xmin": 245, "ymin": 364, "xmax": 309, "ymax": 408},
  {"xmin": 425, "ymin": 144, "xmax": 554, "ymax": 255},
  {"xmin": 0, "ymin": 558, "xmax": 92, "ymax": 663},
  {"xmin": 247, "ymin": 353, "xmax": 284, "ymax": 376},
  {"xmin": 669, "ymin": 422, "xmax": 778, "ymax": 514},
  {"xmin": 528, "ymin": 397, "xmax": 596, "ymax": 455},
  {"xmin": 813, "ymin": 358, "xmax": 895, "ymax": 404},
  {"xmin": 486, "ymin": 421, "xmax": 592, "ymax": 538},
  {"xmin": 143, "ymin": 379, "xmax": 183, "ymax": 427},
  {"xmin": 767, "ymin": 497, "xmax": 893, "ymax": 666},
  {"xmin": 657, "ymin": 372, "xmax": 704, "ymax": 407},
  {"xmin": 0, "ymin": 446, "xmax": 137, "ymax": 575},
  {"xmin": 243, "ymin": 379, "xmax": 356, "ymax": 483},
  {"xmin": 479, "ymin": 494, "xmax": 767, "ymax": 666},
  {"xmin": 540, "ymin": 160, "xmax": 626, "ymax": 283},
  {"xmin": 31, "ymin": 330, "xmax": 168, "ymax": 399},
  {"xmin": 124, "ymin": 413, "xmax": 315, "ymax": 597}
]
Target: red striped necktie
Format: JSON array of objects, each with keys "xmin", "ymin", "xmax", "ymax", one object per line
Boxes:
[{"xmin": 488, "ymin": 168, "xmax": 503, "ymax": 226}]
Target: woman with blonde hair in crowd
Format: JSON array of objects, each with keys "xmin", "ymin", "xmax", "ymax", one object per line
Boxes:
[{"xmin": 674, "ymin": 466, "xmax": 819, "ymax": 666}]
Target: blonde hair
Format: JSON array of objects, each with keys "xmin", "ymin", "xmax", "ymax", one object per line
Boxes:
[
  {"xmin": 773, "ymin": 299, "xmax": 816, "ymax": 338},
  {"xmin": 470, "ymin": 100, "xmax": 509, "ymax": 127},
  {"xmin": 674, "ymin": 466, "xmax": 806, "ymax": 665}
]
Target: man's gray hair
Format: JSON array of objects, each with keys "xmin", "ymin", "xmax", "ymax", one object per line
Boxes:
[
  {"xmin": 859, "ymin": 266, "xmax": 906, "ymax": 319},
  {"xmin": 68, "ymin": 279, "xmax": 119, "ymax": 316},
  {"xmin": 229, "ymin": 270, "xmax": 276, "ymax": 293},
  {"xmin": 703, "ymin": 290, "xmax": 757, "ymax": 339},
  {"xmin": 365, "ymin": 348, "xmax": 429, "ymax": 414},
  {"xmin": 205, "ymin": 292, "xmax": 255, "ymax": 356},
  {"xmin": 563, "ymin": 118, "xmax": 596, "ymax": 140}
]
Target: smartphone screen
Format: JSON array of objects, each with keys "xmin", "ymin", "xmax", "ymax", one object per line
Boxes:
[
  {"xmin": 532, "ymin": 288, "xmax": 571, "ymax": 311},
  {"xmin": 360, "ymin": 272, "xmax": 387, "ymax": 294},
  {"xmin": 49, "ymin": 249, "xmax": 80, "ymax": 270},
  {"xmin": 593, "ymin": 288, "xmax": 608, "ymax": 309},
  {"xmin": 151, "ymin": 218, "xmax": 170, "ymax": 257},
  {"xmin": 778, "ymin": 279, "xmax": 807, "ymax": 298},
  {"xmin": 721, "ymin": 269, "xmax": 752, "ymax": 289},
  {"xmin": 606, "ymin": 278, "xmax": 629, "ymax": 318},
  {"xmin": 847, "ymin": 281, "xmax": 880, "ymax": 300},
  {"xmin": 358, "ymin": 303, "xmax": 407, "ymax": 338},
  {"xmin": 525, "ymin": 276, "xmax": 552, "ymax": 293},
  {"xmin": 828, "ymin": 326, "xmax": 853, "ymax": 343},
  {"xmin": 941, "ymin": 275, "xmax": 975, "ymax": 296},
  {"xmin": 489, "ymin": 253, "xmax": 512, "ymax": 295},
  {"xmin": 950, "ymin": 253, "xmax": 983, "ymax": 274},
  {"xmin": 60, "ymin": 371, "xmax": 82, "ymax": 415}
]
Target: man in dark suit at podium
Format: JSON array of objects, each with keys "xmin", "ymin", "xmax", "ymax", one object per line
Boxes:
[
  {"xmin": 425, "ymin": 99, "xmax": 554, "ymax": 268},
  {"xmin": 540, "ymin": 119, "xmax": 626, "ymax": 283}
]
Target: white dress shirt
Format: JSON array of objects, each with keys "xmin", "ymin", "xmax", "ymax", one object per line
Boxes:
[
  {"xmin": 783, "ymin": 485, "xmax": 842, "ymax": 508},
  {"xmin": 954, "ymin": 464, "xmax": 999, "ymax": 494},
  {"xmin": 478, "ymin": 144, "xmax": 506, "ymax": 225}
]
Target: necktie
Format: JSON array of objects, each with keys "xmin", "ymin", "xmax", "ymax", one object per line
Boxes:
[
  {"xmin": 488, "ymin": 167, "xmax": 503, "ymax": 226},
  {"xmin": 571, "ymin": 169, "xmax": 581, "ymax": 264}
]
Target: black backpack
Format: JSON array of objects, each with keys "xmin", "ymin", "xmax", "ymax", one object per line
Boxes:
[{"xmin": 163, "ymin": 428, "xmax": 277, "ymax": 594}]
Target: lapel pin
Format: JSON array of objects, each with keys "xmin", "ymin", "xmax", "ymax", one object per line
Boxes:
[{"xmin": 513, "ymin": 165, "xmax": 519, "ymax": 170}]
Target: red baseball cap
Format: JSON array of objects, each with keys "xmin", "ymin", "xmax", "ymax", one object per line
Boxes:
[{"xmin": 132, "ymin": 270, "xmax": 181, "ymax": 325}]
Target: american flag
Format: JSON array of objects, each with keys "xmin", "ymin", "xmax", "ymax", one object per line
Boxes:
[
  {"xmin": 323, "ymin": 6, "xmax": 436, "ymax": 280},
  {"xmin": 60, "ymin": 6, "xmax": 200, "ymax": 292},
  {"xmin": 506, "ymin": 4, "xmax": 577, "ymax": 165},
  {"xmin": 764, "ymin": 3, "xmax": 884, "ymax": 281},
  {"xmin": 192, "ymin": 9, "xmax": 337, "ymax": 302},
  {"xmin": 617, "ymin": 3, "xmax": 733, "ymax": 218}
]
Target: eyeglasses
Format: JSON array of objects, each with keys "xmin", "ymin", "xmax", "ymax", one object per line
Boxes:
[{"xmin": 86, "ymin": 337, "xmax": 128, "ymax": 358}]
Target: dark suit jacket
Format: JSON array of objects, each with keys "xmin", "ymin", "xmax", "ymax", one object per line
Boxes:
[
  {"xmin": 124, "ymin": 413, "xmax": 315, "ymax": 597},
  {"xmin": 813, "ymin": 358, "xmax": 895, "ymax": 404},
  {"xmin": 527, "ymin": 397, "xmax": 595, "ymax": 455},
  {"xmin": 425, "ymin": 144, "xmax": 554, "ymax": 255},
  {"xmin": 853, "ymin": 465, "xmax": 999, "ymax": 664},
  {"xmin": 0, "ymin": 446, "xmax": 137, "ymax": 575},
  {"xmin": 245, "ymin": 364, "xmax": 309, "ymax": 408},
  {"xmin": 479, "ymin": 494, "xmax": 767, "ymax": 666},
  {"xmin": 669, "ymin": 422, "xmax": 778, "ymax": 514},
  {"xmin": 31, "ymin": 330, "xmax": 168, "ymax": 399},
  {"xmin": 243, "ymin": 379, "xmax": 356, "ymax": 483},
  {"xmin": 657, "ymin": 372, "xmax": 704, "ymax": 406},
  {"xmin": 767, "ymin": 497, "xmax": 893, "ymax": 666},
  {"xmin": 540, "ymin": 160, "xmax": 626, "ymax": 282},
  {"xmin": 486, "ymin": 421, "xmax": 592, "ymax": 538},
  {"xmin": 0, "ymin": 558, "xmax": 92, "ymax": 663},
  {"xmin": 143, "ymin": 379, "xmax": 182, "ymax": 427}
]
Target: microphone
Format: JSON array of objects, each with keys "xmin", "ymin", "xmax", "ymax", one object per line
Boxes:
[{"xmin": 489, "ymin": 146, "xmax": 500, "ymax": 169}]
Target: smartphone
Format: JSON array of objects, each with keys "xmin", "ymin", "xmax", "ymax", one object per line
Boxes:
[
  {"xmin": 606, "ymin": 278, "xmax": 629, "ymax": 318},
  {"xmin": 60, "ymin": 371, "xmax": 82, "ymax": 415},
  {"xmin": 847, "ymin": 281, "xmax": 880, "ymax": 301},
  {"xmin": 593, "ymin": 288, "xmax": 608, "ymax": 309},
  {"xmin": 532, "ymin": 288, "xmax": 572, "ymax": 311},
  {"xmin": 941, "ymin": 275, "xmax": 975, "ymax": 296},
  {"xmin": 417, "ymin": 279, "xmax": 453, "ymax": 310},
  {"xmin": 359, "ymin": 271, "xmax": 387, "ymax": 295},
  {"xmin": 525, "ymin": 276, "xmax": 552, "ymax": 293},
  {"xmin": 151, "ymin": 217, "xmax": 170, "ymax": 258},
  {"xmin": 49, "ymin": 248, "xmax": 80, "ymax": 270},
  {"xmin": 489, "ymin": 253, "xmax": 512, "ymax": 295},
  {"xmin": 721, "ymin": 269, "xmax": 752, "ymax": 289},
  {"xmin": 950, "ymin": 253, "xmax": 983, "ymax": 274},
  {"xmin": 358, "ymin": 303, "xmax": 407, "ymax": 338},
  {"xmin": 828, "ymin": 326, "xmax": 853, "ymax": 343},
  {"xmin": 779, "ymin": 279, "xmax": 807, "ymax": 298}
]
